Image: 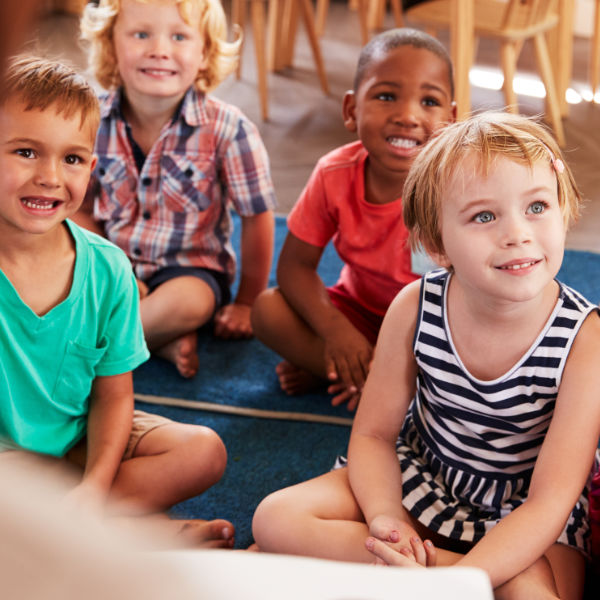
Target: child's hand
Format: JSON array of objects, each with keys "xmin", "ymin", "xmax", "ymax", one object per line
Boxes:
[
  {"xmin": 369, "ymin": 515, "xmax": 423, "ymax": 562},
  {"xmin": 214, "ymin": 303, "xmax": 253, "ymax": 339},
  {"xmin": 366, "ymin": 535, "xmax": 437, "ymax": 567},
  {"xmin": 62, "ymin": 480, "xmax": 106, "ymax": 518},
  {"xmin": 324, "ymin": 327, "xmax": 373, "ymax": 403},
  {"xmin": 327, "ymin": 381, "xmax": 361, "ymax": 411}
]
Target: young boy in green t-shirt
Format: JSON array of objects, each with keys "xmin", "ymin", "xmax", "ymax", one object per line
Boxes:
[{"xmin": 0, "ymin": 55, "xmax": 233, "ymax": 548}]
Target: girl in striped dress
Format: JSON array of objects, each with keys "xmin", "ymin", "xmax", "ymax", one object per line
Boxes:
[{"xmin": 252, "ymin": 112, "xmax": 600, "ymax": 599}]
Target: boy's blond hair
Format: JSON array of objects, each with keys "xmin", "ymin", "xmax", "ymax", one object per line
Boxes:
[
  {"xmin": 403, "ymin": 111, "xmax": 581, "ymax": 256},
  {"xmin": 81, "ymin": 0, "xmax": 240, "ymax": 93},
  {"xmin": 2, "ymin": 54, "xmax": 100, "ymax": 134}
]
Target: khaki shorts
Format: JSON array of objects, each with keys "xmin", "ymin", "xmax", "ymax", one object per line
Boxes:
[
  {"xmin": 66, "ymin": 410, "xmax": 174, "ymax": 467},
  {"xmin": 123, "ymin": 410, "xmax": 174, "ymax": 460}
]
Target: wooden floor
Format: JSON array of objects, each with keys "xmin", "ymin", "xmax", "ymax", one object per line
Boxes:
[{"xmin": 34, "ymin": 1, "xmax": 600, "ymax": 252}]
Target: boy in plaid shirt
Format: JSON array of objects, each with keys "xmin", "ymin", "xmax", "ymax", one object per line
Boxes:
[{"xmin": 77, "ymin": 0, "xmax": 276, "ymax": 378}]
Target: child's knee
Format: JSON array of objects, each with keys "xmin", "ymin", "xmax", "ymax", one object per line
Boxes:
[
  {"xmin": 250, "ymin": 288, "xmax": 287, "ymax": 338},
  {"xmin": 182, "ymin": 426, "xmax": 227, "ymax": 485},
  {"xmin": 252, "ymin": 489, "xmax": 296, "ymax": 550}
]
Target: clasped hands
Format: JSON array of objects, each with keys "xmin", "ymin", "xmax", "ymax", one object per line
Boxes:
[{"xmin": 366, "ymin": 515, "xmax": 436, "ymax": 568}]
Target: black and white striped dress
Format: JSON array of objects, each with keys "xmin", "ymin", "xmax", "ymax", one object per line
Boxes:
[{"xmin": 397, "ymin": 269, "xmax": 598, "ymax": 554}]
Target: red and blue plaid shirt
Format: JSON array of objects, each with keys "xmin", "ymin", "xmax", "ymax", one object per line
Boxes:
[{"xmin": 90, "ymin": 88, "xmax": 276, "ymax": 282}]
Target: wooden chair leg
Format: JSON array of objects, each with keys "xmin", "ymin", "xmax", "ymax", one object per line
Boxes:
[
  {"xmin": 315, "ymin": 0, "xmax": 328, "ymax": 36},
  {"xmin": 297, "ymin": 0, "xmax": 330, "ymax": 94},
  {"xmin": 591, "ymin": 0, "xmax": 600, "ymax": 98},
  {"xmin": 533, "ymin": 32, "xmax": 566, "ymax": 146},
  {"xmin": 356, "ymin": 0, "xmax": 369, "ymax": 45},
  {"xmin": 389, "ymin": 0, "xmax": 404, "ymax": 27},
  {"xmin": 249, "ymin": 0, "xmax": 269, "ymax": 120},
  {"xmin": 231, "ymin": 0, "xmax": 245, "ymax": 80},
  {"xmin": 500, "ymin": 41, "xmax": 518, "ymax": 113},
  {"xmin": 282, "ymin": 0, "xmax": 299, "ymax": 67},
  {"xmin": 267, "ymin": 0, "xmax": 284, "ymax": 71}
]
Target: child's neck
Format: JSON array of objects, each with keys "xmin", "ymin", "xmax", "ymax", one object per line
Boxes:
[
  {"xmin": 447, "ymin": 276, "xmax": 559, "ymax": 380},
  {"xmin": 121, "ymin": 90, "xmax": 184, "ymax": 156},
  {"xmin": 0, "ymin": 223, "xmax": 76, "ymax": 316},
  {"xmin": 363, "ymin": 160, "xmax": 406, "ymax": 205}
]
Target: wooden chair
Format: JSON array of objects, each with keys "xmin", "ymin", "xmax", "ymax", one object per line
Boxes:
[
  {"xmin": 314, "ymin": 0, "xmax": 403, "ymax": 45},
  {"xmin": 231, "ymin": 0, "xmax": 329, "ymax": 121},
  {"xmin": 405, "ymin": 0, "xmax": 565, "ymax": 146},
  {"xmin": 590, "ymin": 0, "xmax": 600, "ymax": 99}
]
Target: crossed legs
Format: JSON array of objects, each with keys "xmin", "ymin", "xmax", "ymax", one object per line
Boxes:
[{"xmin": 252, "ymin": 466, "xmax": 586, "ymax": 599}]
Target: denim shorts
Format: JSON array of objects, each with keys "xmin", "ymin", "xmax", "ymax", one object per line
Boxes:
[{"xmin": 145, "ymin": 265, "xmax": 231, "ymax": 309}]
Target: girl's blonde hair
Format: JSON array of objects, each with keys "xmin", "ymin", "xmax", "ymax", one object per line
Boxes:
[
  {"xmin": 80, "ymin": 0, "xmax": 241, "ymax": 92},
  {"xmin": 403, "ymin": 111, "xmax": 581, "ymax": 256},
  {"xmin": 3, "ymin": 54, "xmax": 100, "ymax": 134}
]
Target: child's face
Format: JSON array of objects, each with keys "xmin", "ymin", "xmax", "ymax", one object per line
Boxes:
[
  {"xmin": 113, "ymin": 0, "xmax": 208, "ymax": 106},
  {"xmin": 437, "ymin": 154, "xmax": 566, "ymax": 305},
  {"xmin": 0, "ymin": 98, "xmax": 96, "ymax": 237},
  {"xmin": 343, "ymin": 45, "xmax": 455, "ymax": 183}
]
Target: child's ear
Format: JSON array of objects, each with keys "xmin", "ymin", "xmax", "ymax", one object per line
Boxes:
[
  {"xmin": 424, "ymin": 242, "xmax": 451, "ymax": 269},
  {"xmin": 342, "ymin": 90, "xmax": 357, "ymax": 133},
  {"xmin": 449, "ymin": 101, "xmax": 457, "ymax": 124}
]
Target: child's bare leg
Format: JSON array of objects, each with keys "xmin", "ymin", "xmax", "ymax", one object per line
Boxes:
[
  {"xmin": 494, "ymin": 543, "xmax": 585, "ymax": 600},
  {"xmin": 253, "ymin": 466, "xmax": 422, "ymax": 562},
  {"xmin": 251, "ymin": 289, "xmax": 328, "ymax": 394},
  {"xmin": 108, "ymin": 422, "xmax": 234, "ymax": 548},
  {"xmin": 140, "ymin": 277, "xmax": 215, "ymax": 377}
]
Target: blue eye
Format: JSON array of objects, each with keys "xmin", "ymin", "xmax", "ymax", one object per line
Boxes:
[
  {"xmin": 474, "ymin": 211, "xmax": 494, "ymax": 223},
  {"xmin": 172, "ymin": 33, "xmax": 186, "ymax": 41},
  {"xmin": 134, "ymin": 31, "xmax": 148, "ymax": 39},
  {"xmin": 528, "ymin": 201, "xmax": 547, "ymax": 215}
]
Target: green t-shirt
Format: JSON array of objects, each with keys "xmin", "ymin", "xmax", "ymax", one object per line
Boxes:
[{"xmin": 0, "ymin": 221, "xmax": 149, "ymax": 456}]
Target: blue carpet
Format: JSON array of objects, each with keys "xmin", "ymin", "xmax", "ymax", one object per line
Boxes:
[{"xmin": 133, "ymin": 215, "xmax": 600, "ymax": 548}]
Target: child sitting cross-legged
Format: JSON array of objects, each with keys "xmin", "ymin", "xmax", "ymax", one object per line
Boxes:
[
  {"xmin": 77, "ymin": 0, "xmax": 276, "ymax": 378},
  {"xmin": 251, "ymin": 28, "xmax": 456, "ymax": 410},
  {"xmin": 253, "ymin": 112, "xmax": 600, "ymax": 599},
  {"xmin": 0, "ymin": 55, "xmax": 234, "ymax": 549}
]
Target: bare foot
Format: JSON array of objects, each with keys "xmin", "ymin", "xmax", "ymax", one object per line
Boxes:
[
  {"xmin": 142, "ymin": 517, "xmax": 235, "ymax": 549},
  {"xmin": 155, "ymin": 331, "xmax": 199, "ymax": 378},
  {"xmin": 246, "ymin": 542, "xmax": 260, "ymax": 552},
  {"xmin": 275, "ymin": 360, "xmax": 323, "ymax": 395}
]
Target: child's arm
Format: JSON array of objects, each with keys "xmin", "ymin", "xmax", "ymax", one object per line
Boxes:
[
  {"xmin": 347, "ymin": 281, "xmax": 421, "ymax": 545},
  {"xmin": 277, "ymin": 232, "xmax": 374, "ymax": 398},
  {"xmin": 66, "ymin": 372, "xmax": 134, "ymax": 512},
  {"xmin": 454, "ymin": 312, "xmax": 600, "ymax": 588},
  {"xmin": 214, "ymin": 211, "xmax": 274, "ymax": 339}
]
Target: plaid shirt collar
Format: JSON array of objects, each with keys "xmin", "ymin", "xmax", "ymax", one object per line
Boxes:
[{"xmin": 101, "ymin": 86, "xmax": 209, "ymax": 128}]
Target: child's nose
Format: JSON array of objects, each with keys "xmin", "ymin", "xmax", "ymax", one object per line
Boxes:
[
  {"xmin": 501, "ymin": 215, "xmax": 532, "ymax": 246},
  {"xmin": 391, "ymin": 101, "xmax": 419, "ymax": 126},
  {"xmin": 34, "ymin": 159, "xmax": 61, "ymax": 188},
  {"xmin": 148, "ymin": 34, "xmax": 170, "ymax": 59}
]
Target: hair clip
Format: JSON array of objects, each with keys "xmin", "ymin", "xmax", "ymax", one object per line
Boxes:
[{"xmin": 553, "ymin": 158, "xmax": 565, "ymax": 174}]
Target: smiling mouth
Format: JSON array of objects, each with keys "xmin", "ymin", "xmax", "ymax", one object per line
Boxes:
[
  {"xmin": 22, "ymin": 199, "xmax": 59, "ymax": 210},
  {"xmin": 387, "ymin": 137, "xmax": 419, "ymax": 149},
  {"xmin": 496, "ymin": 260, "xmax": 541, "ymax": 271},
  {"xmin": 141, "ymin": 68, "xmax": 176, "ymax": 76}
]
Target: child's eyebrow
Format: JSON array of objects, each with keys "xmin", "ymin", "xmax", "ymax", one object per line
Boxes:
[
  {"xmin": 5, "ymin": 137, "xmax": 92, "ymax": 154},
  {"xmin": 370, "ymin": 80, "xmax": 450, "ymax": 99}
]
